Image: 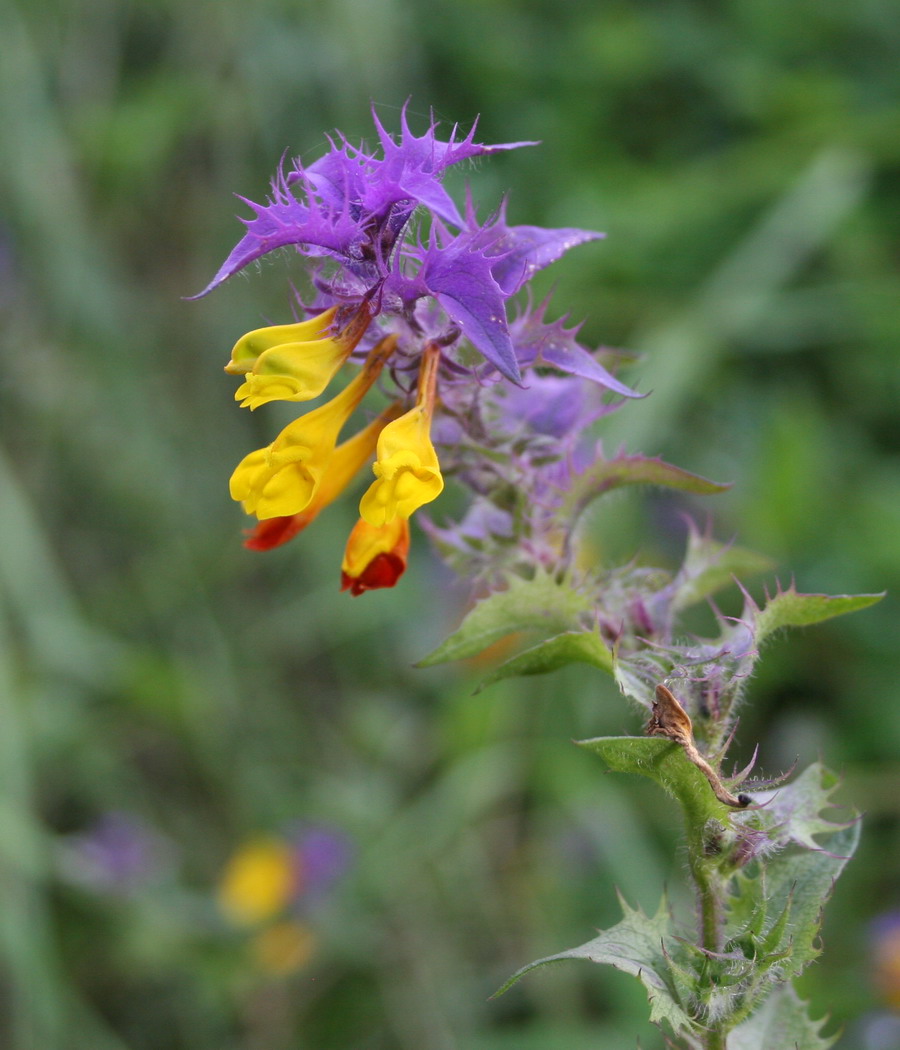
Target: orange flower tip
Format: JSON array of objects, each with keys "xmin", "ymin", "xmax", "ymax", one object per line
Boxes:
[
  {"xmin": 243, "ymin": 514, "xmax": 312, "ymax": 551},
  {"xmin": 340, "ymin": 553, "xmax": 407, "ymax": 596}
]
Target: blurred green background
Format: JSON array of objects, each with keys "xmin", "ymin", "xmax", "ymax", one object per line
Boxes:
[{"xmin": 1, "ymin": 0, "xmax": 898, "ymax": 1046}]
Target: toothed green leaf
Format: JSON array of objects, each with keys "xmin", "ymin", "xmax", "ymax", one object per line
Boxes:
[
  {"xmin": 562, "ymin": 453, "xmax": 730, "ymax": 522},
  {"xmin": 416, "ymin": 570, "xmax": 592, "ymax": 667},
  {"xmin": 754, "ymin": 587, "xmax": 884, "ymax": 647},
  {"xmin": 494, "ymin": 895, "xmax": 695, "ymax": 1035},
  {"xmin": 749, "ymin": 762, "xmax": 849, "ymax": 851},
  {"xmin": 730, "ymin": 985, "xmax": 838, "ymax": 1050},
  {"xmin": 740, "ymin": 822, "xmax": 859, "ymax": 976},
  {"xmin": 577, "ymin": 736, "xmax": 735, "ymax": 837},
  {"xmin": 719, "ymin": 819, "xmax": 858, "ymax": 1031},
  {"xmin": 473, "ymin": 630, "xmax": 613, "ymax": 692}
]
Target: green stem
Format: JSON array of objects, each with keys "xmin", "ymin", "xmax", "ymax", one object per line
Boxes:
[
  {"xmin": 697, "ymin": 871, "xmax": 722, "ymax": 955},
  {"xmin": 689, "ymin": 845, "xmax": 729, "ymax": 1050},
  {"xmin": 706, "ymin": 1024, "xmax": 728, "ymax": 1050}
]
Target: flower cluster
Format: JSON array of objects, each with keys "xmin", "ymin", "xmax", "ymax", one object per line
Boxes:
[{"xmin": 195, "ymin": 106, "xmax": 637, "ymax": 592}]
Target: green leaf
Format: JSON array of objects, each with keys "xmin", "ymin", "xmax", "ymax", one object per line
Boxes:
[
  {"xmin": 729, "ymin": 985, "xmax": 838, "ymax": 1050},
  {"xmin": 723, "ymin": 819, "xmax": 859, "ymax": 1028},
  {"xmin": 577, "ymin": 736, "xmax": 734, "ymax": 836},
  {"xmin": 709, "ymin": 770, "xmax": 860, "ymax": 1024},
  {"xmin": 416, "ymin": 570, "xmax": 592, "ymax": 667},
  {"xmin": 748, "ymin": 762, "xmax": 848, "ymax": 851},
  {"xmin": 671, "ymin": 527, "xmax": 773, "ymax": 612},
  {"xmin": 562, "ymin": 453, "xmax": 730, "ymax": 522},
  {"xmin": 750, "ymin": 821, "xmax": 859, "ymax": 974},
  {"xmin": 473, "ymin": 630, "xmax": 612, "ymax": 692},
  {"xmin": 612, "ymin": 649, "xmax": 671, "ymax": 709},
  {"xmin": 494, "ymin": 895, "xmax": 696, "ymax": 1035},
  {"xmin": 754, "ymin": 586, "xmax": 884, "ymax": 647}
]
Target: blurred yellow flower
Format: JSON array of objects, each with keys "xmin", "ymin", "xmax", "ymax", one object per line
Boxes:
[{"xmin": 217, "ymin": 838, "xmax": 297, "ymax": 926}]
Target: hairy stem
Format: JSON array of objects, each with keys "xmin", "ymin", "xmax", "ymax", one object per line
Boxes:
[
  {"xmin": 705, "ymin": 1022, "xmax": 728, "ymax": 1050},
  {"xmin": 696, "ymin": 869, "xmax": 723, "ymax": 955},
  {"xmin": 689, "ymin": 847, "xmax": 728, "ymax": 1050}
]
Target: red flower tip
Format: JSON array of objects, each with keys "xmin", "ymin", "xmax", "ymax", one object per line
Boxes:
[
  {"xmin": 340, "ymin": 517, "xmax": 410, "ymax": 595},
  {"xmin": 243, "ymin": 511, "xmax": 316, "ymax": 551},
  {"xmin": 340, "ymin": 552, "xmax": 407, "ymax": 596}
]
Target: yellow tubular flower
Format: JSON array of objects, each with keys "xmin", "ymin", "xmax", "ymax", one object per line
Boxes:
[
  {"xmin": 242, "ymin": 402, "xmax": 405, "ymax": 550},
  {"xmin": 359, "ymin": 344, "xmax": 444, "ymax": 527},
  {"xmin": 305, "ymin": 401, "xmax": 404, "ymax": 510},
  {"xmin": 225, "ymin": 308, "xmax": 338, "ymax": 374},
  {"xmin": 230, "ymin": 336, "xmax": 397, "ymax": 520},
  {"xmin": 227, "ymin": 305, "xmax": 372, "ymax": 410}
]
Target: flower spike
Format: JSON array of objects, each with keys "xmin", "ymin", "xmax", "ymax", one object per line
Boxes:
[{"xmin": 198, "ymin": 109, "xmax": 633, "ymax": 596}]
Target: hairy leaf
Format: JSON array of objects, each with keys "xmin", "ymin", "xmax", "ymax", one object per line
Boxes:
[
  {"xmin": 562, "ymin": 454, "xmax": 730, "ymax": 522},
  {"xmin": 578, "ymin": 736, "xmax": 735, "ymax": 836},
  {"xmin": 494, "ymin": 895, "xmax": 696, "ymax": 1034},
  {"xmin": 473, "ymin": 630, "xmax": 612, "ymax": 692},
  {"xmin": 729, "ymin": 985, "xmax": 838, "ymax": 1050},
  {"xmin": 417, "ymin": 571, "xmax": 592, "ymax": 667},
  {"xmin": 716, "ymin": 819, "xmax": 858, "ymax": 1028},
  {"xmin": 671, "ymin": 527, "xmax": 773, "ymax": 612},
  {"xmin": 733, "ymin": 822, "xmax": 859, "ymax": 977},
  {"xmin": 753, "ymin": 586, "xmax": 884, "ymax": 647},
  {"xmin": 748, "ymin": 762, "xmax": 849, "ymax": 852}
]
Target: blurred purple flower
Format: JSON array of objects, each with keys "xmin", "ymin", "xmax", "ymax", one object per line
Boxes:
[
  {"xmin": 870, "ymin": 910, "xmax": 900, "ymax": 941},
  {"xmin": 296, "ymin": 826, "xmax": 354, "ymax": 899},
  {"xmin": 871, "ymin": 909, "xmax": 900, "ymax": 1010},
  {"xmin": 59, "ymin": 812, "xmax": 173, "ymax": 895},
  {"xmin": 859, "ymin": 1011, "xmax": 900, "ymax": 1050}
]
